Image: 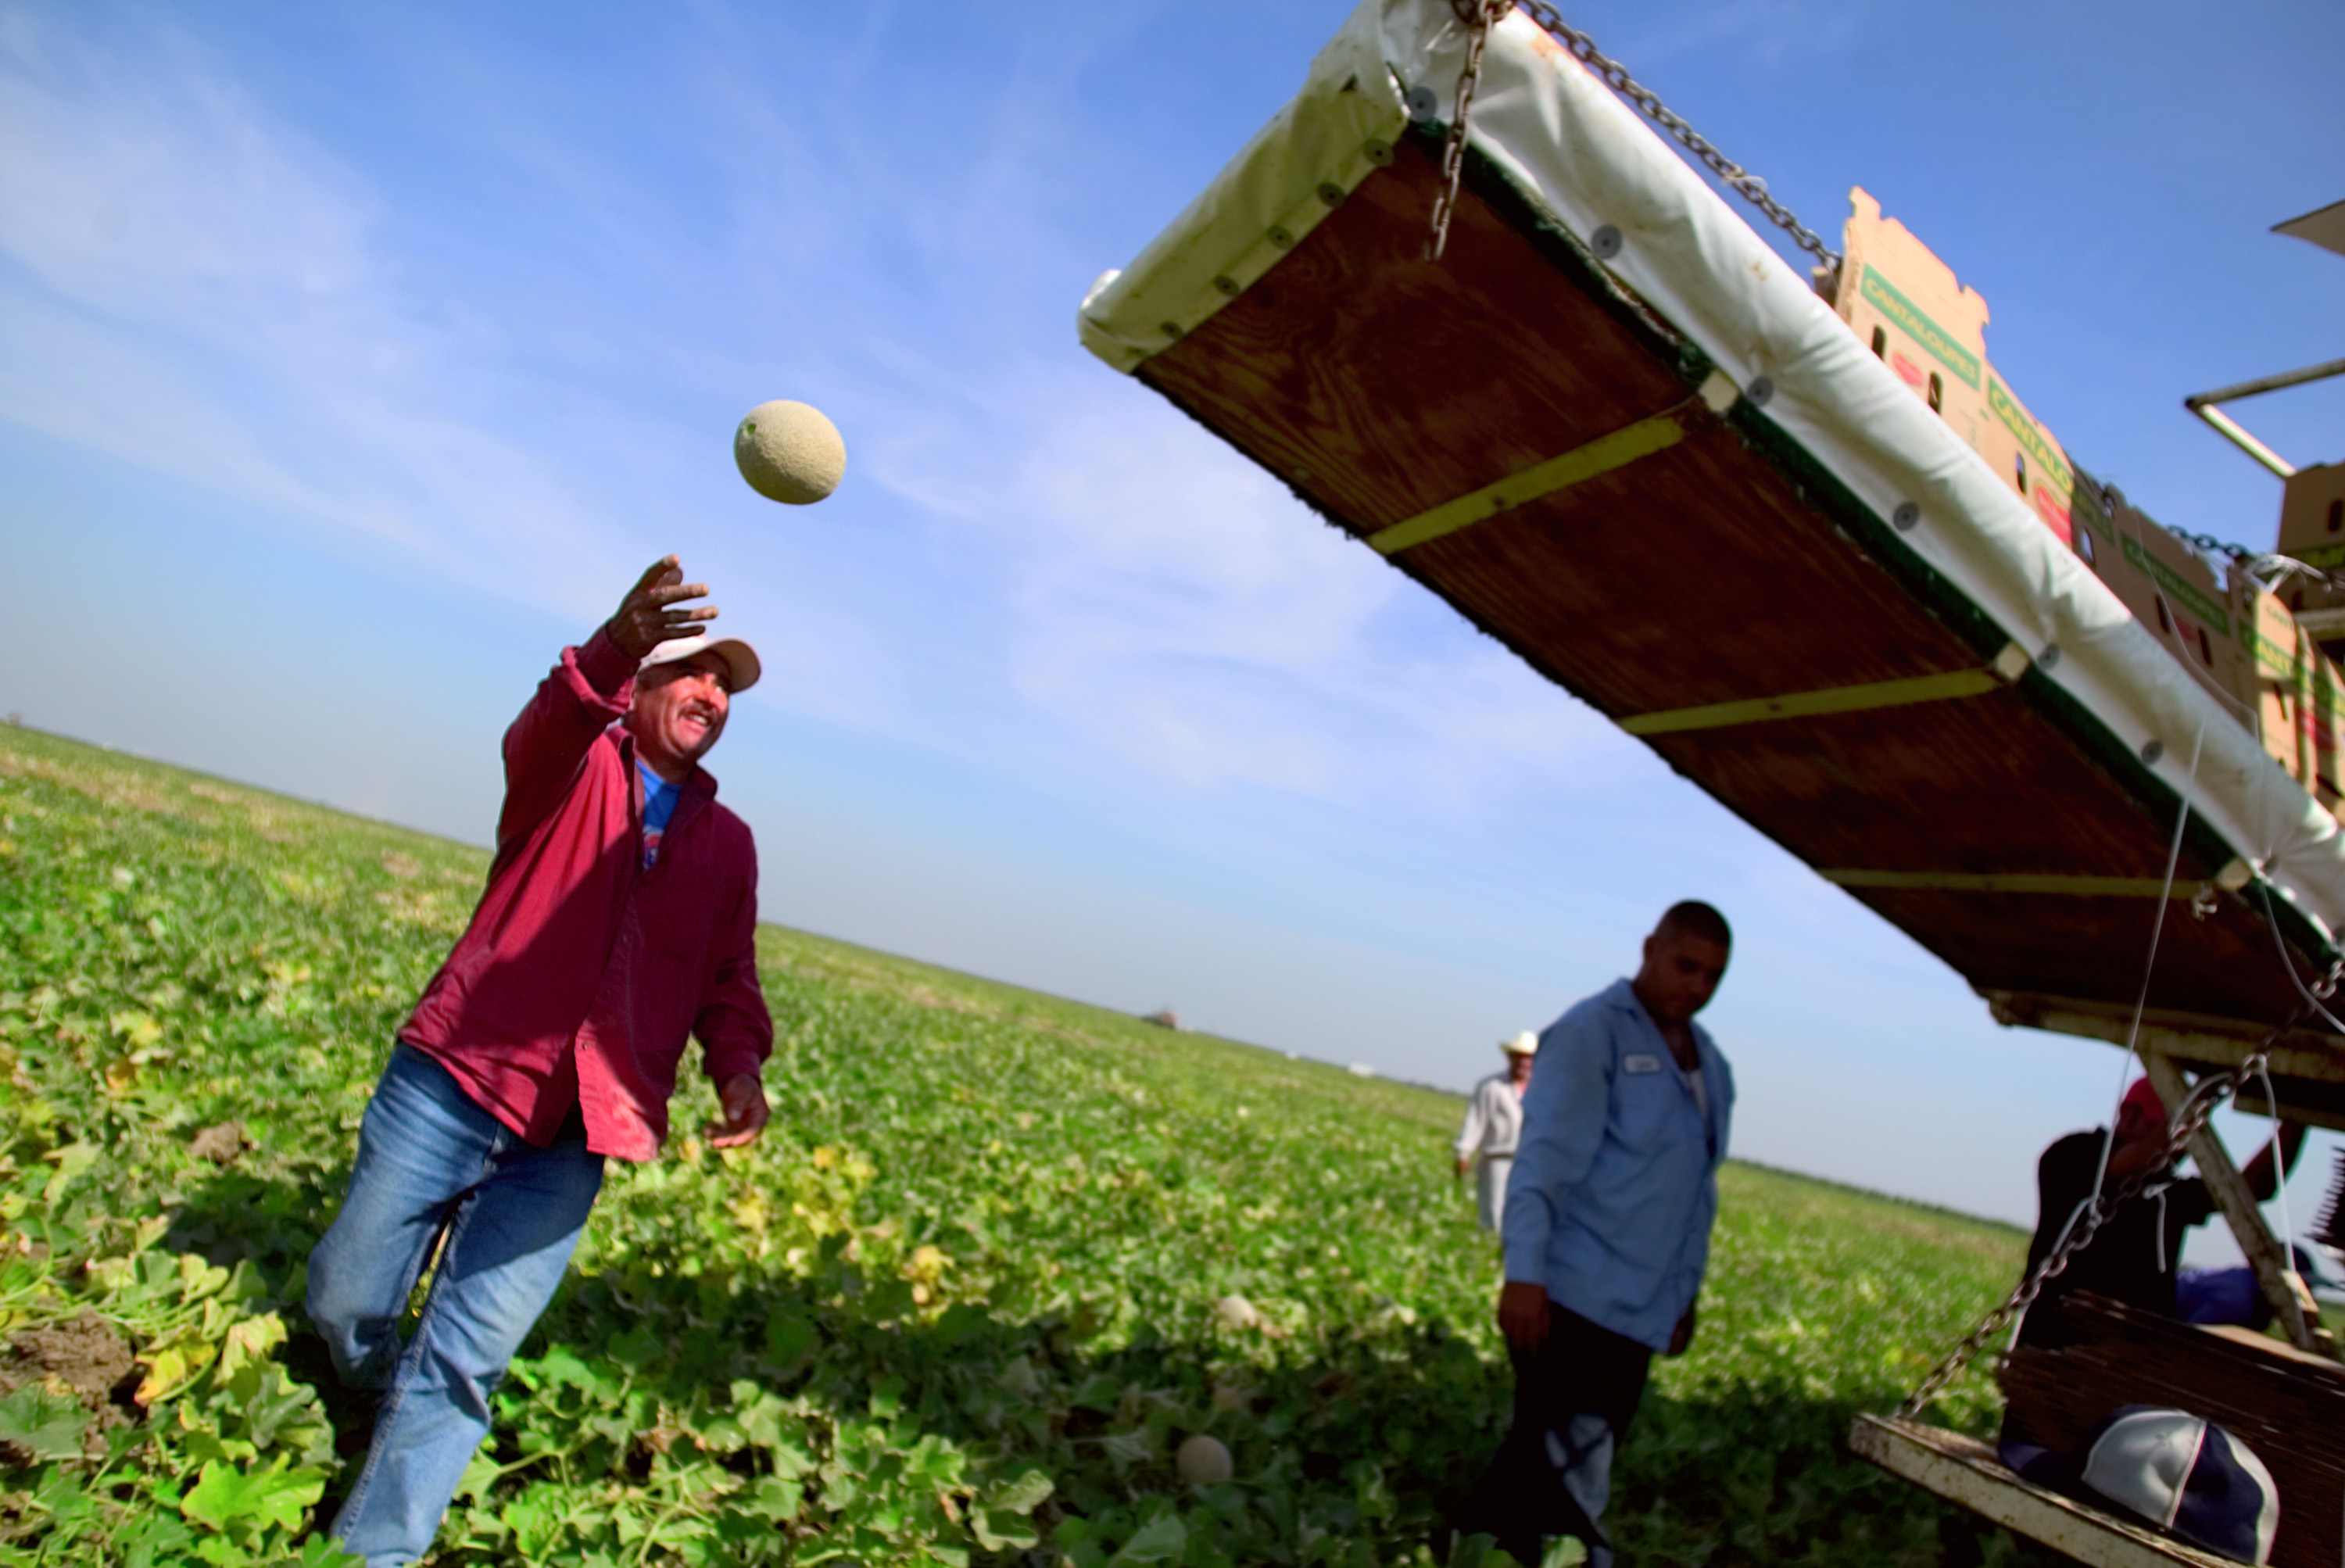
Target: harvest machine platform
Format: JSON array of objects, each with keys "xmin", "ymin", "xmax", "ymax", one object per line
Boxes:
[
  {"xmin": 1078, "ymin": 2, "xmax": 2345, "ymax": 1125},
  {"xmin": 1082, "ymin": 1, "xmax": 2345, "ymax": 1560}
]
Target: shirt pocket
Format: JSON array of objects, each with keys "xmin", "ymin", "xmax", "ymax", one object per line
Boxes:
[{"xmin": 1611, "ymin": 1064, "xmax": 1688, "ymax": 1155}]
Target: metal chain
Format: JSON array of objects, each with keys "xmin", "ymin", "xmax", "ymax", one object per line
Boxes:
[
  {"xmin": 2182, "ymin": 531, "xmax": 2252, "ymax": 564},
  {"xmin": 2082, "ymin": 479, "xmax": 2333, "ymax": 594},
  {"xmin": 1416, "ymin": 8, "xmax": 2317, "ymax": 583},
  {"xmin": 1507, "ymin": 1, "xmax": 1841, "ymax": 275},
  {"xmin": 2178, "ymin": 536, "xmax": 2340, "ymax": 596},
  {"xmin": 1894, "ymin": 1048, "xmax": 2271, "ymax": 1419},
  {"xmin": 1424, "ymin": 0, "xmax": 1509, "ymax": 262}
]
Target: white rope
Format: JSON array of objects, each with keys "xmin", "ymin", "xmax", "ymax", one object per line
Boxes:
[
  {"xmin": 2090, "ymin": 722, "xmax": 2207, "ymax": 1207},
  {"xmin": 2012, "ymin": 726, "xmax": 2208, "ymax": 1354},
  {"xmin": 2256, "ymin": 1057, "xmax": 2301, "ymax": 1301},
  {"xmin": 2254, "ymin": 878, "xmax": 2345, "ymax": 1036}
]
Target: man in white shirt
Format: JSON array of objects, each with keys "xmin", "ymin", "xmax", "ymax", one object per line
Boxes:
[{"xmin": 1453, "ymin": 1033, "xmax": 1538, "ymax": 1231}]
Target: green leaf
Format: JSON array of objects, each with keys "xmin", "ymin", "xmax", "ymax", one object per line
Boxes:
[
  {"xmin": 604, "ymin": 1325, "xmax": 664, "ymax": 1367},
  {"xmin": 990, "ymin": 1466, "xmax": 1054, "ymax": 1515},
  {"xmin": 1099, "ymin": 1428, "xmax": 1155, "ymax": 1467},
  {"xmin": 973, "ymin": 1508, "xmax": 1040, "ymax": 1552},
  {"xmin": 0, "ymin": 1384, "xmax": 85, "ymax": 1462},
  {"xmin": 134, "ymin": 1325, "xmax": 218, "ymax": 1405},
  {"xmin": 41, "ymin": 1141, "xmax": 99, "ymax": 1202},
  {"xmin": 729, "ymin": 1380, "xmax": 797, "ymax": 1453},
  {"xmin": 1109, "ymin": 1512, "xmax": 1187, "ymax": 1564},
  {"xmin": 179, "ymin": 1457, "xmax": 326, "ymax": 1534},
  {"xmin": 295, "ymin": 1535, "xmax": 366, "ymax": 1566},
  {"xmin": 216, "ymin": 1311, "xmax": 286, "ymax": 1380},
  {"xmin": 454, "ymin": 1450, "xmax": 504, "ymax": 1506},
  {"xmin": 761, "ymin": 1309, "xmax": 814, "ymax": 1365},
  {"xmin": 742, "ymin": 1473, "xmax": 803, "ymax": 1522}
]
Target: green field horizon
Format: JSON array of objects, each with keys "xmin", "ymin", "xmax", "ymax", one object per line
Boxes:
[{"xmin": 0, "ymin": 721, "xmax": 2064, "ymax": 1566}]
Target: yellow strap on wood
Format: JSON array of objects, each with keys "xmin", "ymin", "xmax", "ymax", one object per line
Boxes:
[
  {"xmin": 1618, "ymin": 665, "xmax": 2010, "ymax": 736},
  {"xmin": 1367, "ymin": 372, "xmax": 1738, "ymax": 557},
  {"xmin": 1822, "ymin": 870, "xmax": 2214, "ymax": 899}
]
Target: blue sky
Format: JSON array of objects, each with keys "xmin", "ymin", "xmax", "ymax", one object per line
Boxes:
[{"xmin": 3, "ymin": 0, "xmax": 2341, "ymax": 1248}]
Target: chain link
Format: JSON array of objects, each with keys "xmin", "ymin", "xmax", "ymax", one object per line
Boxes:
[
  {"xmin": 1507, "ymin": 2, "xmax": 1841, "ymax": 275},
  {"xmin": 1424, "ymin": 1, "xmax": 1509, "ymax": 262},
  {"xmin": 1893, "ymin": 1049, "xmax": 2272, "ymax": 1420},
  {"xmin": 1420, "ymin": 4, "xmax": 1838, "ymax": 274},
  {"xmin": 2080, "ymin": 479, "xmax": 2336, "ymax": 596}
]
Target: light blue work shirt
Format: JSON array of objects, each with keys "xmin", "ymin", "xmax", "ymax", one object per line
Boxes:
[{"xmin": 1502, "ymin": 978, "xmax": 1734, "ymax": 1352}]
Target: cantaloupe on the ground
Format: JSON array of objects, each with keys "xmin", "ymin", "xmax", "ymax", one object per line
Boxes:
[
  {"xmin": 734, "ymin": 400, "xmax": 846, "ymax": 504},
  {"xmin": 1212, "ymin": 1294, "xmax": 1260, "ymax": 1331},
  {"xmin": 1176, "ymin": 1435, "xmax": 1233, "ymax": 1486}
]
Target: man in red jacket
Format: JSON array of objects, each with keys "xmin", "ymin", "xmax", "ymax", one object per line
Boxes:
[{"xmin": 308, "ymin": 557, "xmax": 775, "ymax": 1567}]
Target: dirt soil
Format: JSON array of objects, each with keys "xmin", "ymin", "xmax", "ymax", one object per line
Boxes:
[
  {"xmin": 2, "ymin": 1312, "xmax": 137, "ymax": 1463},
  {"xmin": 3, "ymin": 1312, "xmax": 133, "ymax": 1404}
]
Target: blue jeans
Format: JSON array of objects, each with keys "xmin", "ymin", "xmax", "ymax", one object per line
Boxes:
[{"xmin": 307, "ymin": 1044, "xmax": 604, "ymax": 1568}]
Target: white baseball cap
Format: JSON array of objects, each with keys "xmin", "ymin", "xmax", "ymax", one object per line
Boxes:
[
  {"xmin": 1502, "ymin": 1031, "xmax": 1539, "ymax": 1056},
  {"xmin": 639, "ymin": 635, "xmax": 761, "ymax": 695}
]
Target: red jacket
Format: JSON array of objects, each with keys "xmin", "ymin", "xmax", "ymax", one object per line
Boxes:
[{"xmin": 400, "ymin": 628, "xmax": 773, "ymax": 1161}]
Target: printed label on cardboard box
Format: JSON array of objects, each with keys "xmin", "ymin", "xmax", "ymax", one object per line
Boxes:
[
  {"xmin": 1859, "ymin": 266, "xmax": 1982, "ymax": 389},
  {"xmin": 2119, "ymin": 535, "xmax": 2232, "ymax": 636},
  {"xmin": 2225, "ymin": 567, "xmax": 2345, "ymax": 805},
  {"xmin": 1988, "ymin": 378, "xmax": 2073, "ymax": 496}
]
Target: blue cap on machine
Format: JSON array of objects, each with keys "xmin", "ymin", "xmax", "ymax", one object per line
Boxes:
[{"xmin": 2080, "ymin": 1406, "xmax": 2279, "ymax": 1565}]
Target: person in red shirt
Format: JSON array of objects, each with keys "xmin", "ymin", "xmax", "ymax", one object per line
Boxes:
[{"xmin": 307, "ymin": 558, "xmax": 775, "ymax": 1567}]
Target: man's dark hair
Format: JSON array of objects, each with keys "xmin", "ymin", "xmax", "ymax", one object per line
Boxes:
[{"xmin": 1656, "ymin": 900, "xmax": 1731, "ymax": 948}]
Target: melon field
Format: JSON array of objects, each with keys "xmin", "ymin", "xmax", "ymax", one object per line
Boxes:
[{"xmin": 0, "ymin": 722, "xmax": 2060, "ymax": 1566}]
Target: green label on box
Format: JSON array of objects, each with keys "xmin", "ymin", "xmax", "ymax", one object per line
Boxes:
[
  {"xmin": 1989, "ymin": 378, "xmax": 2074, "ymax": 496},
  {"xmin": 1860, "ymin": 267, "xmax": 1982, "ymax": 389},
  {"xmin": 2119, "ymin": 535, "xmax": 2230, "ymax": 636},
  {"xmin": 2240, "ymin": 622, "xmax": 2298, "ymax": 679},
  {"xmin": 2239, "ymin": 617, "xmax": 2332, "ymax": 689},
  {"xmin": 2292, "ymin": 540, "xmax": 2345, "ymax": 571}
]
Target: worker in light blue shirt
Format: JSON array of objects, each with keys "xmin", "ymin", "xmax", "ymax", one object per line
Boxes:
[{"xmin": 1459, "ymin": 901, "xmax": 1735, "ymax": 1568}]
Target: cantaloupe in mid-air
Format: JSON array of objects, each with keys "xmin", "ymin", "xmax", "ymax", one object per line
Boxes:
[{"xmin": 734, "ymin": 399, "xmax": 845, "ymax": 504}]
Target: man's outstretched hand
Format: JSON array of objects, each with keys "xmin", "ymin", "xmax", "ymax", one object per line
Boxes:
[
  {"xmin": 707, "ymin": 1074, "xmax": 770, "ymax": 1148},
  {"xmin": 609, "ymin": 556, "xmax": 718, "ymax": 660}
]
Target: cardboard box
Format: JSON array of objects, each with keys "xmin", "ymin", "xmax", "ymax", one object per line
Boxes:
[
  {"xmin": 2265, "ymin": 466, "xmax": 2345, "ymax": 663},
  {"xmin": 1974, "ymin": 372, "xmax": 2077, "ymax": 548},
  {"xmin": 2068, "ymin": 465, "xmax": 2118, "ymax": 578},
  {"xmin": 1834, "ymin": 189, "xmax": 2077, "ymax": 544},
  {"xmin": 2229, "ymin": 560, "xmax": 2345, "ymax": 810},
  {"xmin": 1833, "ymin": 192, "xmax": 2344, "ymax": 811},
  {"xmin": 2278, "ymin": 462, "xmax": 2345, "ymax": 568},
  {"xmin": 1835, "ymin": 189, "xmax": 1993, "ymax": 453},
  {"xmin": 2085, "ymin": 484, "xmax": 2247, "ymax": 720},
  {"xmin": 2233, "ymin": 564, "xmax": 2309, "ymax": 781}
]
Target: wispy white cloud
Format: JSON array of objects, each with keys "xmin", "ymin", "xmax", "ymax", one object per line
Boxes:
[
  {"xmin": 997, "ymin": 374, "xmax": 1609, "ymax": 797},
  {"xmin": 0, "ymin": 11, "xmax": 644, "ymax": 621}
]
